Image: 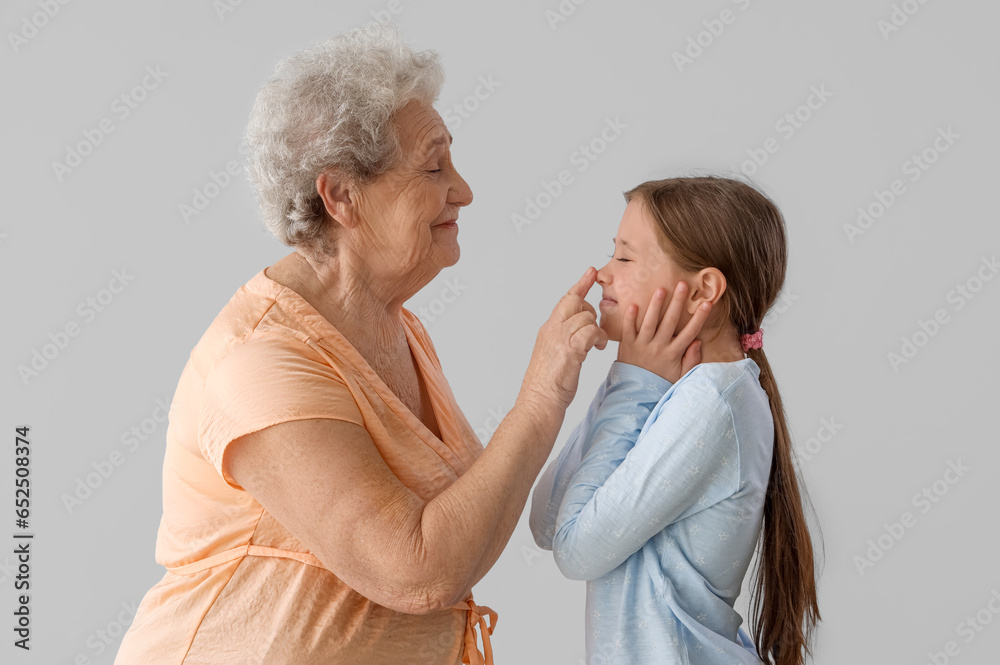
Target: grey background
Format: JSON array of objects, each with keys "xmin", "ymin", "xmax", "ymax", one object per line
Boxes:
[{"xmin": 3, "ymin": 0, "xmax": 998, "ymax": 663}]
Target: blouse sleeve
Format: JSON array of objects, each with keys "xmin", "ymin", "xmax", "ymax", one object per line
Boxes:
[
  {"xmin": 551, "ymin": 368, "xmax": 740, "ymax": 580},
  {"xmin": 198, "ymin": 331, "xmax": 365, "ymax": 490}
]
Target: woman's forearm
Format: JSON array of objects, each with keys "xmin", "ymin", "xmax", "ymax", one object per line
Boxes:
[
  {"xmin": 415, "ymin": 267, "xmax": 607, "ymax": 601},
  {"xmin": 226, "ymin": 404, "xmax": 567, "ymax": 616},
  {"xmin": 420, "ymin": 395, "xmax": 565, "ymax": 602}
]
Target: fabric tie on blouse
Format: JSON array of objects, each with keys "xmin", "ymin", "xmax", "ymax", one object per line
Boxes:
[
  {"xmin": 303, "ymin": 337, "xmax": 499, "ymax": 662},
  {"xmin": 167, "ymin": 547, "xmax": 498, "ymax": 664},
  {"xmin": 454, "ymin": 594, "xmax": 497, "ymax": 665},
  {"xmin": 164, "ymin": 542, "xmax": 326, "ymax": 575}
]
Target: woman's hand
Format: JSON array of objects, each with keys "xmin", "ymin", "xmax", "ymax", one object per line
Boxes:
[
  {"xmin": 519, "ymin": 267, "xmax": 608, "ymax": 416},
  {"xmin": 617, "ymin": 281, "xmax": 712, "ymax": 383}
]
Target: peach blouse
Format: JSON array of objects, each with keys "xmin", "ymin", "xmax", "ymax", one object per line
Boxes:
[{"xmin": 114, "ymin": 269, "xmax": 496, "ymax": 665}]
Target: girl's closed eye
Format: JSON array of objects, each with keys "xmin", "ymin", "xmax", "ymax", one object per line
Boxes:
[{"xmin": 607, "ymin": 253, "xmax": 631, "ymax": 263}]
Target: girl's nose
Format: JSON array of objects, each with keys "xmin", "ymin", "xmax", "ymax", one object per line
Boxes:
[{"xmin": 596, "ymin": 262, "xmax": 611, "ymax": 286}]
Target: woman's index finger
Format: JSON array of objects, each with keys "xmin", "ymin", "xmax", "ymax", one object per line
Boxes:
[{"xmin": 566, "ymin": 266, "xmax": 597, "ymax": 299}]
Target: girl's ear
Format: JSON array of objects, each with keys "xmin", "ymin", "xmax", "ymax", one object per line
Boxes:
[
  {"xmin": 686, "ymin": 267, "xmax": 727, "ymax": 314},
  {"xmin": 316, "ymin": 170, "xmax": 362, "ymax": 229}
]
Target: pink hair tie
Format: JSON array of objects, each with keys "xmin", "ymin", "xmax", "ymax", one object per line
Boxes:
[{"xmin": 740, "ymin": 329, "xmax": 763, "ymax": 352}]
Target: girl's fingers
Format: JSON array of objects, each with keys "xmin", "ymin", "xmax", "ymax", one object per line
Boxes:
[
  {"xmin": 673, "ymin": 301, "xmax": 713, "ymax": 351},
  {"xmin": 681, "ymin": 339, "xmax": 702, "ymax": 376},
  {"xmin": 638, "ymin": 288, "xmax": 667, "ymax": 341},
  {"xmin": 655, "ymin": 281, "xmax": 688, "ymax": 343},
  {"xmin": 622, "ymin": 304, "xmax": 639, "ymax": 343}
]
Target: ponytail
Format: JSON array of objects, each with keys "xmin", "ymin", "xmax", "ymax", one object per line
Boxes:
[
  {"xmin": 746, "ymin": 347, "xmax": 821, "ymax": 665},
  {"xmin": 623, "ymin": 176, "xmax": 822, "ymax": 663}
]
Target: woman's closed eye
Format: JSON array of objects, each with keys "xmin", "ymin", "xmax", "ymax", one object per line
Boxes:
[{"xmin": 607, "ymin": 253, "xmax": 631, "ymax": 263}]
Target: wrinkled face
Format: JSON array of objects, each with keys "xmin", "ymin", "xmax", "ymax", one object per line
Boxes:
[
  {"xmin": 596, "ymin": 199, "xmax": 692, "ymax": 342},
  {"xmin": 352, "ymin": 100, "xmax": 473, "ymax": 281}
]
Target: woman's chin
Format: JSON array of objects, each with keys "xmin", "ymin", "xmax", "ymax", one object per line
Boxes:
[{"xmin": 432, "ymin": 243, "xmax": 460, "ymax": 268}]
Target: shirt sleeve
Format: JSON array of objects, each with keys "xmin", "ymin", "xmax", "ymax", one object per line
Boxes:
[
  {"xmin": 198, "ymin": 331, "xmax": 365, "ymax": 490},
  {"xmin": 551, "ymin": 369, "xmax": 740, "ymax": 580},
  {"xmin": 530, "ymin": 362, "xmax": 671, "ymax": 551},
  {"xmin": 529, "ymin": 375, "xmax": 612, "ymax": 551}
]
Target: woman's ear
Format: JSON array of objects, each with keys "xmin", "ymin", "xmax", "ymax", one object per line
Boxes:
[
  {"xmin": 316, "ymin": 170, "xmax": 361, "ymax": 229},
  {"xmin": 686, "ymin": 267, "xmax": 727, "ymax": 314}
]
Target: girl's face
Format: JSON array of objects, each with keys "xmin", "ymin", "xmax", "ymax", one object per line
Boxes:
[{"xmin": 596, "ymin": 199, "xmax": 692, "ymax": 342}]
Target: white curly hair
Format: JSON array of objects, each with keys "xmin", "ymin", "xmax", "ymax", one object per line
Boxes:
[{"xmin": 244, "ymin": 23, "xmax": 444, "ymax": 255}]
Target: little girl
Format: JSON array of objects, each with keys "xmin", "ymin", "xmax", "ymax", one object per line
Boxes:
[{"xmin": 529, "ymin": 177, "xmax": 820, "ymax": 665}]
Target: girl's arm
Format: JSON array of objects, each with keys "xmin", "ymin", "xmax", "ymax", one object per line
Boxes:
[
  {"xmin": 551, "ymin": 371, "xmax": 740, "ymax": 581},
  {"xmin": 530, "ymin": 371, "xmax": 612, "ymax": 550}
]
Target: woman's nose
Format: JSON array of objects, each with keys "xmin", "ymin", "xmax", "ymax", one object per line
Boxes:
[{"xmin": 449, "ymin": 167, "xmax": 473, "ymax": 207}]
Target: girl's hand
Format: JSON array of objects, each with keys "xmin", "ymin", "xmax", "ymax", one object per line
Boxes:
[{"xmin": 617, "ymin": 282, "xmax": 712, "ymax": 383}]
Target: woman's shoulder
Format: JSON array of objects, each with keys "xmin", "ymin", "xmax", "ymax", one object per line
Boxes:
[{"xmin": 188, "ymin": 270, "xmax": 325, "ymax": 378}]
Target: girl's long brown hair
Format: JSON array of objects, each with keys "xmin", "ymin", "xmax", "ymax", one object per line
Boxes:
[{"xmin": 625, "ymin": 176, "xmax": 821, "ymax": 665}]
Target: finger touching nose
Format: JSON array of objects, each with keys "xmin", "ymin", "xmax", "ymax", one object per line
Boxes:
[{"xmin": 568, "ymin": 266, "xmax": 597, "ymax": 298}]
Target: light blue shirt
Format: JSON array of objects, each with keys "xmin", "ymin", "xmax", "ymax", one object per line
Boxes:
[{"xmin": 530, "ymin": 359, "xmax": 773, "ymax": 664}]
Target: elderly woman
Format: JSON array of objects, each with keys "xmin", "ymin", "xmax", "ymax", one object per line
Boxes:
[{"xmin": 113, "ymin": 24, "xmax": 608, "ymax": 665}]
